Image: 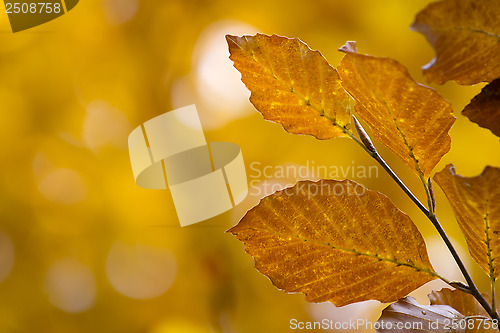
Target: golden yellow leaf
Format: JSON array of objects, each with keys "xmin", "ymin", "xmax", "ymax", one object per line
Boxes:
[
  {"xmin": 228, "ymin": 179, "xmax": 438, "ymax": 307},
  {"xmin": 226, "ymin": 34, "xmax": 352, "ymax": 139},
  {"xmin": 411, "ymin": 0, "xmax": 500, "ymax": 85},
  {"xmin": 337, "ymin": 42, "xmax": 455, "ymax": 178},
  {"xmin": 434, "ymin": 164, "xmax": 500, "ymax": 277},
  {"xmin": 378, "ymin": 290, "xmax": 496, "ymax": 333},
  {"xmin": 463, "ymin": 79, "xmax": 500, "ymax": 138}
]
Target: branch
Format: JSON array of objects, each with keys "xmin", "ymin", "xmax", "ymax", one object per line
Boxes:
[{"xmin": 348, "ymin": 117, "xmax": 500, "ymax": 322}]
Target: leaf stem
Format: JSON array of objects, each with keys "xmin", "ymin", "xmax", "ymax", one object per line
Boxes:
[
  {"xmin": 492, "ymin": 276, "xmax": 496, "ymax": 313},
  {"xmin": 346, "ymin": 123, "xmax": 500, "ymax": 322},
  {"xmin": 345, "ymin": 130, "xmax": 428, "ymax": 215}
]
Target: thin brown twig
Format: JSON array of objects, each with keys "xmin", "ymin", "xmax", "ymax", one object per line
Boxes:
[{"xmin": 347, "ymin": 119, "xmax": 500, "ymax": 322}]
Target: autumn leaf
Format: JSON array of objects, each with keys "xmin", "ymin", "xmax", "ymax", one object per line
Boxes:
[
  {"xmin": 226, "ymin": 34, "xmax": 352, "ymax": 139},
  {"xmin": 411, "ymin": 0, "xmax": 500, "ymax": 85},
  {"xmin": 228, "ymin": 179, "xmax": 439, "ymax": 307},
  {"xmin": 376, "ymin": 296, "xmax": 461, "ymax": 333},
  {"xmin": 463, "ymin": 79, "xmax": 500, "ymax": 138},
  {"xmin": 434, "ymin": 165, "xmax": 500, "ymax": 278},
  {"xmin": 429, "ymin": 288, "xmax": 489, "ymax": 318},
  {"xmin": 337, "ymin": 42, "xmax": 455, "ymax": 178},
  {"xmin": 377, "ymin": 289, "xmax": 496, "ymax": 333}
]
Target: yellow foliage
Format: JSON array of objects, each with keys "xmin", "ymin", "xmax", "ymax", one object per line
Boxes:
[{"xmin": 0, "ymin": 0, "xmax": 498, "ymax": 332}]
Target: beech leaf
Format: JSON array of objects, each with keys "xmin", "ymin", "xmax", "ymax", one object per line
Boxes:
[
  {"xmin": 226, "ymin": 34, "xmax": 352, "ymax": 139},
  {"xmin": 228, "ymin": 179, "xmax": 438, "ymax": 307},
  {"xmin": 338, "ymin": 42, "xmax": 455, "ymax": 178},
  {"xmin": 429, "ymin": 288, "xmax": 489, "ymax": 318},
  {"xmin": 411, "ymin": 0, "xmax": 500, "ymax": 85},
  {"xmin": 463, "ymin": 79, "xmax": 500, "ymax": 138},
  {"xmin": 377, "ymin": 290, "xmax": 496, "ymax": 333},
  {"xmin": 434, "ymin": 164, "xmax": 500, "ymax": 277},
  {"xmin": 376, "ymin": 296, "xmax": 461, "ymax": 333}
]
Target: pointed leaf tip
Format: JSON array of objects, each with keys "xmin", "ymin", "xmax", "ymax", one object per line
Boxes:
[
  {"xmin": 225, "ymin": 34, "xmax": 236, "ymax": 44},
  {"xmin": 462, "ymin": 78, "xmax": 500, "ymax": 138}
]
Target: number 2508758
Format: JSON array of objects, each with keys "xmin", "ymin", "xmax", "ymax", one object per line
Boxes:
[{"xmin": 5, "ymin": 3, "xmax": 62, "ymax": 14}]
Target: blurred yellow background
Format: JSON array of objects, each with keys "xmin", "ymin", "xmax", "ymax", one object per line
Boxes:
[{"xmin": 0, "ymin": 0, "xmax": 499, "ymax": 332}]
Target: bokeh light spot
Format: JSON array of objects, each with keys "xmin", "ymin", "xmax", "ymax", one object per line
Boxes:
[
  {"xmin": 83, "ymin": 100, "xmax": 131, "ymax": 152},
  {"xmin": 44, "ymin": 258, "xmax": 96, "ymax": 313},
  {"xmin": 103, "ymin": 0, "xmax": 139, "ymax": 25},
  {"xmin": 37, "ymin": 168, "xmax": 87, "ymax": 205},
  {"xmin": 106, "ymin": 242, "xmax": 176, "ymax": 299},
  {"xmin": 171, "ymin": 20, "xmax": 258, "ymax": 130}
]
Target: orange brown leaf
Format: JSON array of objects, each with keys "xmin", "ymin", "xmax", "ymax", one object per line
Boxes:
[
  {"xmin": 377, "ymin": 290, "xmax": 496, "ymax": 333},
  {"xmin": 226, "ymin": 34, "xmax": 352, "ymax": 139},
  {"xmin": 463, "ymin": 79, "xmax": 500, "ymax": 138},
  {"xmin": 229, "ymin": 179, "xmax": 438, "ymax": 307},
  {"xmin": 338, "ymin": 42, "xmax": 455, "ymax": 178},
  {"xmin": 429, "ymin": 288, "xmax": 489, "ymax": 318},
  {"xmin": 434, "ymin": 164, "xmax": 500, "ymax": 277},
  {"xmin": 411, "ymin": 0, "xmax": 500, "ymax": 85}
]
